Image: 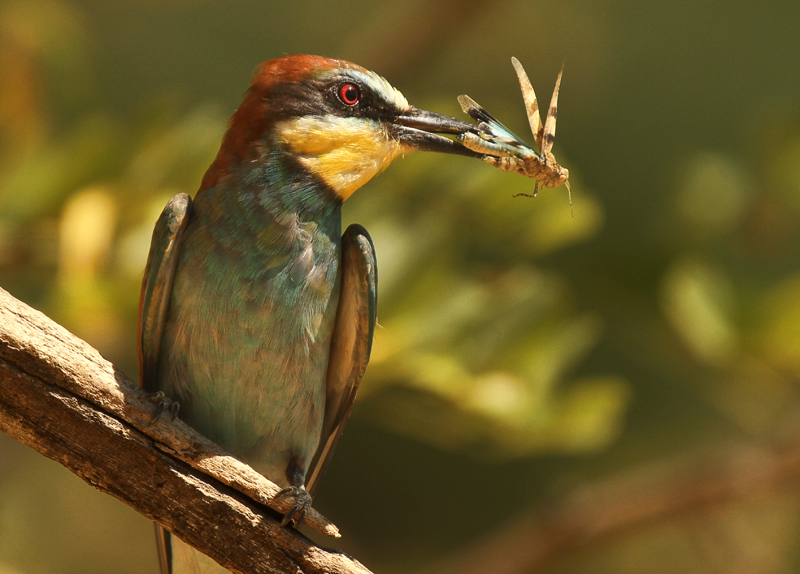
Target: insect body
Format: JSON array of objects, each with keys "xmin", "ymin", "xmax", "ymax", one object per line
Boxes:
[{"xmin": 458, "ymin": 57, "xmax": 572, "ymax": 213}]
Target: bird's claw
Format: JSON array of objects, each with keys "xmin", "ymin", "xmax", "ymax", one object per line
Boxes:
[
  {"xmin": 276, "ymin": 486, "xmax": 312, "ymax": 528},
  {"xmin": 145, "ymin": 391, "xmax": 180, "ymax": 423}
]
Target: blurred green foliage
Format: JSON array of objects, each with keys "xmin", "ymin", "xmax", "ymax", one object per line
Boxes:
[{"xmin": 2, "ymin": 0, "xmax": 800, "ymax": 573}]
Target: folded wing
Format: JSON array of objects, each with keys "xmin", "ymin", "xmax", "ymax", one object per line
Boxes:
[{"xmin": 306, "ymin": 224, "xmax": 378, "ymax": 496}]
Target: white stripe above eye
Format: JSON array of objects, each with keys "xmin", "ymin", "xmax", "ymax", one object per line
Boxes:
[{"xmin": 345, "ymin": 70, "xmax": 410, "ymax": 112}]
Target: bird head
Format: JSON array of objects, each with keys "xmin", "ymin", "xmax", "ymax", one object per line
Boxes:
[{"xmin": 199, "ymin": 54, "xmax": 482, "ymax": 201}]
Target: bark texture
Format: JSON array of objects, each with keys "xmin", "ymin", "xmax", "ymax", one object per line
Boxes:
[{"xmin": 0, "ymin": 287, "xmax": 374, "ymax": 574}]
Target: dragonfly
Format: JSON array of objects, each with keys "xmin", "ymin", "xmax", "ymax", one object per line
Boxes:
[{"xmin": 458, "ymin": 57, "xmax": 572, "ymax": 215}]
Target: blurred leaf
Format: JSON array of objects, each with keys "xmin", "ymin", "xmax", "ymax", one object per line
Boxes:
[
  {"xmin": 675, "ymin": 150, "xmax": 753, "ymax": 237},
  {"xmin": 661, "ymin": 256, "xmax": 738, "ymax": 365},
  {"xmin": 758, "ymin": 273, "xmax": 800, "ymax": 378},
  {"xmin": 0, "ymin": 114, "xmax": 122, "ymax": 221},
  {"xmin": 58, "ymin": 186, "xmax": 117, "ymax": 280}
]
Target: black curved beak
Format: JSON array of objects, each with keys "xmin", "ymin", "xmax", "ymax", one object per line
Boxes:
[{"xmin": 389, "ymin": 107, "xmax": 483, "ymax": 159}]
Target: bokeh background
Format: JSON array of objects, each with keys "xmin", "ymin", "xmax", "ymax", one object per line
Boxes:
[{"xmin": 3, "ymin": 0, "xmax": 800, "ymax": 572}]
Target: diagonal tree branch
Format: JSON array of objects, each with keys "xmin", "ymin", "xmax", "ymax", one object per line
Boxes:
[{"xmin": 0, "ymin": 287, "xmax": 372, "ymax": 574}]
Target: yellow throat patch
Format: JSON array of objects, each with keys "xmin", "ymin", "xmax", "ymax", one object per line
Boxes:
[{"xmin": 276, "ymin": 116, "xmax": 405, "ymax": 201}]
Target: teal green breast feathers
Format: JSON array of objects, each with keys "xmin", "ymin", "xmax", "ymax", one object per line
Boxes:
[{"xmin": 137, "ymin": 54, "xmax": 489, "ymax": 574}]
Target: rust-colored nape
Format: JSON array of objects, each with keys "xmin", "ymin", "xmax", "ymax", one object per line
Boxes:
[{"xmin": 198, "ymin": 55, "xmax": 366, "ymax": 193}]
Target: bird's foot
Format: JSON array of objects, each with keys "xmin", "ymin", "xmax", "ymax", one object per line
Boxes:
[
  {"xmin": 145, "ymin": 391, "xmax": 180, "ymax": 423},
  {"xmin": 276, "ymin": 486, "xmax": 312, "ymax": 528}
]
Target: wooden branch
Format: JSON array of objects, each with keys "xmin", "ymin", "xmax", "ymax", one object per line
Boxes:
[
  {"xmin": 418, "ymin": 440, "xmax": 800, "ymax": 574},
  {"xmin": 0, "ymin": 287, "xmax": 372, "ymax": 574}
]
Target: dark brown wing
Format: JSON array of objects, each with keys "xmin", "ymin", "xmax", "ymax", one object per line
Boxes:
[
  {"xmin": 306, "ymin": 224, "xmax": 377, "ymax": 496},
  {"xmin": 137, "ymin": 193, "xmax": 192, "ymax": 574}
]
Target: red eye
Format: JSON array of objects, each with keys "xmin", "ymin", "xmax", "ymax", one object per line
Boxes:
[{"xmin": 338, "ymin": 83, "xmax": 360, "ymax": 105}]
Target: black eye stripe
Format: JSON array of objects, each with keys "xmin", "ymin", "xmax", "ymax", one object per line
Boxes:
[{"xmin": 270, "ymin": 75, "xmax": 392, "ymax": 121}]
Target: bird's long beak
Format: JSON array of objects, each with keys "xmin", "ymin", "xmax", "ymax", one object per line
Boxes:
[{"xmin": 390, "ymin": 107, "xmax": 483, "ymax": 159}]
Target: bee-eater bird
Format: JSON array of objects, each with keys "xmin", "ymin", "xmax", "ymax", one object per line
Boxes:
[{"xmin": 138, "ymin": 54, "xmax": 488, "ymax": 573}]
